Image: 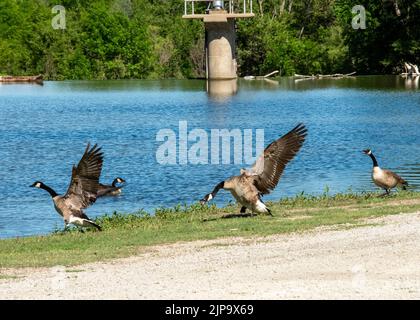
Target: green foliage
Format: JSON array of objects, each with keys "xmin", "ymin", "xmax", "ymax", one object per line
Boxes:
[
  {"xmin": 0, "ymin": 0, "xmax": 201, "ymax": 79},
  {"xmin": 237, "ymin": 0, "xmax": 349, "ymax": 76},
  {"xmin": 336, "ymin": 0, "xmax": 420, "ymax": 74},
  {"xmin": 0, "ymin": 0, "xmax": 418, "ymax": 79}
]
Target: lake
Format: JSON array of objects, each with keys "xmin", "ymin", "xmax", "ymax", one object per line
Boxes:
[{"xmin": 0, "ymin": 76, "xmax": 419, "ymax": 238}]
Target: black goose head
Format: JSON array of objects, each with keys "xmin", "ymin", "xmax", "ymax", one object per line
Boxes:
[
  {"xmin": 30, "ymin": 181, "xmax": 44, "ymax": 188},
  {"xmin": 363, "ymin": 149, "xmax": 372, "ymax": 155},
  {"xmin": 112, "ymin": 177, "xmax": 126, "ymax": 186},
  {"xmin": 29, "ymin": 181, "xmax": 58, "ymax": 197},
  {"xmin": 115, "ymin": 177, "xmax": 126, "ymax": 184}
]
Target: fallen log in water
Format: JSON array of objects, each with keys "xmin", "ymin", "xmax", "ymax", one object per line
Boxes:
[
  {"xmin": 402, "ymin": 63, "xmax": 420, "ymax": 77},
  {"xmin": 294, "ymin": 72, "xmax": 356, "ymax": 79},
  {"xmin": 0, "ymin": 74, "xmax": 43, "ymax": 84},
  {"xmin": 263, "ymin": 70, "xmax": 279, "ymax": 78},
  {"xmin": 244, "ymin": 70, "xmax": 279, "ymax": 80}
]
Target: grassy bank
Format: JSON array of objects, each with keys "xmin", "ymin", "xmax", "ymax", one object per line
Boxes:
[{"xmin": 1, "ymin": 191, "xmax": 420, "ymax": 269}]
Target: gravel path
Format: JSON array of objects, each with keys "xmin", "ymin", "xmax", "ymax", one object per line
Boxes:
[{"xmin": 1, "ymin": 212, "xmax": 420, "ymax": 299}]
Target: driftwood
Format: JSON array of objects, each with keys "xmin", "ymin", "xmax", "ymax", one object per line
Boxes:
[
  {"xmin": 294, "ymin": 72, "xmax": 356, "ymax": 79},
  {"xmin": 401, "ymin": 63, "xmax": 419, "ymax": 77},
  {"xmin": 244, "ymin": 70, "xmax": 279, "ymax": 80},
  {"xmin": 0, "ymin": 74, "xmax": 43, "ymax": 84},
  {"xmin": 263, "ymin": 70, "xmax": 279, "ymax": 78}
]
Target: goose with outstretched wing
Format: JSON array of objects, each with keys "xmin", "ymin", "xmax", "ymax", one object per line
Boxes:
[
  {"xmin": 30, "ymin": 143, "xmax": 104, "ymax": 230},
  {"xmin": 200, "ymin": 124, "xmax": 307, "ymax": 215}
]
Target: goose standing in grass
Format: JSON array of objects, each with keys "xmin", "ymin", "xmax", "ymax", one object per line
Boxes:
[
  {"xmin": 363, "ymin": 149, "xmax": 408, "ymax": 195},
  {"xmin": 97, "ymin": 177, "xmax": 126, "ymax": 197},
  {"xmin": 30, "ymin": 143, "xmax": 103, "ymax": 231},
  {"xmin": 200, "ymin": 124, "xmax": 307, "ymax": 215}
]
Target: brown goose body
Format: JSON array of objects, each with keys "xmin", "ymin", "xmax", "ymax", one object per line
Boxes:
[
  {"xmin": 363, "ymin": 149, "xmax": 408, "ymax": 194},
  {"xmin": 224, "ymin": 175, "xmax": 265, "ymax": 213},
  {"xmin": 201, "ymin": 124, "xmax": 307, "ymax": 214},
  {"xmin": 372, "ymin": 167, "xmax": 406, "ymax": 190},
  {"xmin": 97, "ymin": 177, "xmax": 125, "ymax": 197},
  {"xmin": 97, "ymin": 185, "xmax": 122, "ymax": 197},
  {"xmin": 52, "ymin": 196, "xmax": 100, "ymax": 229},
  {"xmin": 30, "ymin": 143, "xmax": 104, "ymax": 230}
]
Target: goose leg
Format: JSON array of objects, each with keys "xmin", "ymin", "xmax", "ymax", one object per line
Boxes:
[
  {"xmin": 380, "ymin": 189, "xmax": 390, "ymax": 197},
  {"xmin": 240, "ymin": 206, "xmax": 247, "ymax": 213}
]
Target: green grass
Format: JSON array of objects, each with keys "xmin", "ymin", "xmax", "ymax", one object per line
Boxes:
[{"xmin": 1, "ymin": 191, "xmax": 420, "ymax": 269}]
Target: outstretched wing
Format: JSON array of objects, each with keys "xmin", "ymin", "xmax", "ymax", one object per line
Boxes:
[
  {"xmin": 248, "ymin": 123, "xmax": 307, "ymax": 194},
  {"xmin": 64, "ymin": 143, "xmax": 104, "ymax": 209}
]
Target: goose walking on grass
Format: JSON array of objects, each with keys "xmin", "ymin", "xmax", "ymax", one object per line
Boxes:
[
  {"xmin": 363, "ymin": 149, "xmax": 408, "ymax": 196},
  {"xmin": 30, "ymin": 143, "xmax": 104, "ymax": 231},
  {"xmin": 200, "ymin": 124, "xmax": 307, "ymax": 215},
  {"xmin": 97, "ymin": 177, "xmax": 126, "ymax": 197}
]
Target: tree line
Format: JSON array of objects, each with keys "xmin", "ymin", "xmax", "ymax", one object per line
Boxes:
[{"xmin": 0, "ymin": 0, "xmax": 418, "ymax": 79}]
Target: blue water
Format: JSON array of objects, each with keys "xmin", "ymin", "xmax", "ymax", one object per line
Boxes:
[{"xmin": 0, "ymin": 76, "xmax": 419, "ymax": 238}]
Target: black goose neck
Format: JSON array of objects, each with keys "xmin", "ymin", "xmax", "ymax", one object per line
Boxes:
[
  {"xmin": 213, "ymin": 181, "xmax": 225, "ymax": 195},
  {"xmin": 41, "ymin": 184, "xmax": 58, "ymax": 198},
  {"xmin": 369, "ymin": 153, "xmax": 379, "ymax": 167}
]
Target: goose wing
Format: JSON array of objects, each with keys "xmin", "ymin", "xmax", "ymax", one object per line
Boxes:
[
  {"xmin": 383, "ymin": 169, "xmax": 407, "ymax": 184},
  {"xmin": 64, "ymin": 143, "xmax": 104, "ymax": 209},
  {"xmin": 248, "ymin": 123, "xmax": 307, "ymax": 194}
]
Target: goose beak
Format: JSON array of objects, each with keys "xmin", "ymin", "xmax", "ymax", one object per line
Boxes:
[{"xmin": 200, "ymin": 194, "xmax": 212, "ymax": 205}]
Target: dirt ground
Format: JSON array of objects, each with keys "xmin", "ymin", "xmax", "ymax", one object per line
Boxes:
[{"xmin": 1, "ymin": 212, "xmax": 420, "ymax": 299}]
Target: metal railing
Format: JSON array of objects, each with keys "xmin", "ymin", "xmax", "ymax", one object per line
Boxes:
[{"xmin": 184, "ymin": 0, "xmax": 253, "ymax": 16}]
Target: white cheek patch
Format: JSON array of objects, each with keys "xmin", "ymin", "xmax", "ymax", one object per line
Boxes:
[
  {"xmin": 367, "ymin": 151, "xmax": 372, "ymax": 155},
  {"xmin": 207, "ymin": 194, "xmax": 213, "ymax": 201},
  {"xmin": 36, "ymin": 182, "xmax": 42, "ymax": 188}
]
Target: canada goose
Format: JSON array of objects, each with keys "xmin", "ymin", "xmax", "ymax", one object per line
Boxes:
[
  {"xmin": 363, "ymin": 149, "xmax": 408, "ymax": 195},
  {"xmin": 97, "ymin": 177, "xmax": 126, "ymax": 197},
  {"xmin": 200, "ymin": 124, "xmax": 307, "ymax": 215},
  {"xmin": 30, "ymin": 143, "xmax": 104, "ymax": 231}
]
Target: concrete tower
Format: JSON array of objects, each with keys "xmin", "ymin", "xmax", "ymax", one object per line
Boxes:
[{"xmin": 183, "ymin": 0, "xmax": 254, "ymax": 80}]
